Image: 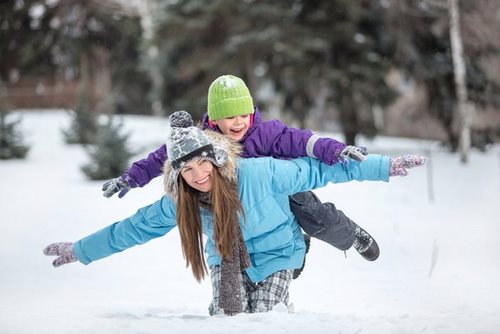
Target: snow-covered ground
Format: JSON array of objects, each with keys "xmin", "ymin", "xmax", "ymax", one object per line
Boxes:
[{"xmin": 1, "ymin": 110, "xmax": 499, "ymax": 334}]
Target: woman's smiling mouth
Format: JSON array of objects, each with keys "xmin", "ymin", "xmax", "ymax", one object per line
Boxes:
[{"xmin": 196, "ymin": 175, "xmax": 210, "ymax": 184}]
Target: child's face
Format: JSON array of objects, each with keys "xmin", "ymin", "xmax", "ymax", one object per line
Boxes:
[
  {"xmin": 180, "ymin": 159, "xmax": 214, "ymax": 193},
  {"xmin": 212, "ymin": 114, "xmax": 251, "ymax": 141}
]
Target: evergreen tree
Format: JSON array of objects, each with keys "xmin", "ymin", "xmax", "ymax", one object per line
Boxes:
[
  {"xmin": 283, "ymin": 0, "xmax": 397, "ymax": 143},
  {"xmin": 147, "ymin": 0, "xmax": 316, "ymax": 118},
  {"xmin": 81, "ymin": 116, "xmax": 133, "ymax": 180},
  {"xmin": 62, "ymin": 101, "xmax": 98, "ymax": 145},
  {"xmin": 0, "ymin": 0, "xmax": 60, "ymax": 79},
  {"xmin": 0, "ymin": 82, "xmax": 29, "ymax": 159},
  {"xmin": 386, "ymin": 0, "xmax": 500, "ymax": 151},
  {"xmin": 147, "ymin": 0, "xmax": 395, "ymax": 144},
  {"xmin": 62, "ymin": 56, "xmax": 98, "ymax": 145},
  {"xmin": 0, "ymin": 0, "xmax": 151, "ymax": 114},
  {"xmin": 0, "ymin": 112, "xmax": 30, "ymax": 160}
]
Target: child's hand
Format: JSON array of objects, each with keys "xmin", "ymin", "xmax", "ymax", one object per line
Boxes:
[
  {"xmin": 339, "ymin": 145, "xmax": 368, "ymax": 163},
  {"xmin": 389, "ymin": 155, "xmax": 427, "ymax": 177},
  {"xmin": 43, "ymin": 242, "xmax": 77, "ymax": 267},
  {"xmin": 102, "ymin": 177, "xmax": 130, "ymax": 198}
]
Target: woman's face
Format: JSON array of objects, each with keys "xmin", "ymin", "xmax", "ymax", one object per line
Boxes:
[{"xmin": 180, "ymin": 159, "xmax": 214, "ymax": 192}]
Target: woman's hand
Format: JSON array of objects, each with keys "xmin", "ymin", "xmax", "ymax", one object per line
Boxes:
[
  {"xmin": 389, "ymin": 155, "xmax": 427, "ymax": 177},
  {"xmin": 43, "ymin": 242, "xmax": 78, "ymax": 267}
]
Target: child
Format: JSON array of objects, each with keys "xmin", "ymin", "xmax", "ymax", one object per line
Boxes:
[
  {"xmin": 45, "ymin": 111, "xmax": 425, "ymax": 315},
  {"xmin": 103, "ymin": 75, "xmax": 375, "ymax": 272}
]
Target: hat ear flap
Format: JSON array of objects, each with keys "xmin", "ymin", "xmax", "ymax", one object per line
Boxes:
[{"xmin": 213, "ymin": 146, "xmax": 228, "ymax": 166}]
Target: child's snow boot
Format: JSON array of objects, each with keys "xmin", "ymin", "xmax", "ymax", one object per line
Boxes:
[{"xmin": 352, "ymin": 224, "xmax": 379, "ymax": 261}]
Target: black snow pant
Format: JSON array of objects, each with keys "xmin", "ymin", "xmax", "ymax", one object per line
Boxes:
[{"xmin": 289, "ymin": 191, "xmax": 356, "ymax": 251}]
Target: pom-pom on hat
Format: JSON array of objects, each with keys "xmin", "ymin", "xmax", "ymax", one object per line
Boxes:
[
  {"xmin": 165, "ymin": 111, "xmax": 229, "ymax": 196},
  {"xmin": 207, "ymin": 75, "xmax": 254, "ymax": 121}
]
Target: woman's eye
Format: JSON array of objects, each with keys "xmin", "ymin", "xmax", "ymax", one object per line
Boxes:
[{"xmin": 198, "ymin": 159, "xmax": 208, "ymax": 165}]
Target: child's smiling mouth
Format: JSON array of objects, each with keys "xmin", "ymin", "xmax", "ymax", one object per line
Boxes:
[{"xmin": 231, "ymin": 128, "xmax": 244, "ymax": 135}]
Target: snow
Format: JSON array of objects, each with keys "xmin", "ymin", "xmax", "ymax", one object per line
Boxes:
[
  {"xmin": 217, "ymin": 75, "xmax": 240, "ymax": 89},
  {"xmin": 1, "ymin": 110, "xmax": 499, "ymax": 333}
]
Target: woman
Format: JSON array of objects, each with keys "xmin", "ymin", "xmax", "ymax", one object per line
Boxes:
[{"xmin": 44, "ymin": 111, "xmax": 425, "ymax": 315}]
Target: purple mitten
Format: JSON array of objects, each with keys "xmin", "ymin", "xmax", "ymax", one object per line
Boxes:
[
  {"xmin": 43, "ymin": 242, "xmax": 78, "ymax": 267},
  {"xmin": 389, "ymin": 155, "xmax": 427, "ymax": 177}
]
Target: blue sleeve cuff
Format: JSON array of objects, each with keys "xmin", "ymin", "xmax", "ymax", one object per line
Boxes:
[
  {"xmin": 72, "ymin": 241, "xmax": 91, "ymax": 265},
  {"xmin": 379, "ymin": 155, "xmax": 391, "ymax": 182}
]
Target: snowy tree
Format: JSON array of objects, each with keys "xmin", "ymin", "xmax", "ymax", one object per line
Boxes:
[
  {"xmin": 286, "ymin": 0, "xmax": 396, "ymax": 143},
  {"xmin": 0, "ymin": 0, "xmax": 151, "ymax": 114},
  {"xmin": 0, "ymin": 81, "xmax": 29, "ymax": 159},
  {"xmin": 387, "ymin": 0, "xmax": 500, "ymax": 152},
  {"xmin": 0, "ymin": 113, "xmax": 30, "ymax": 160},
  {"xmin": 62, "ymin": 55, "xmax": 98, "ymax": 145},
  {"xmin": 81, "ymin": 116, "xmax": 133, "ymax": 180},
  {"xmin": 145, "ymin": 0, "xmax": 395, "ymax": 144}
]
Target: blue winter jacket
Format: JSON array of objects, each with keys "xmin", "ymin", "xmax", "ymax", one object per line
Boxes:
[{"xmin": 74, "ymin": 154, "xmax": 390, "ymax": 283}]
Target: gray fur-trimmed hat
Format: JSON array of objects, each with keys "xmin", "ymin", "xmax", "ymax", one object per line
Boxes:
[{"xmin": 164, "ymin": 111, "xmax": 229, "ymax": 197}]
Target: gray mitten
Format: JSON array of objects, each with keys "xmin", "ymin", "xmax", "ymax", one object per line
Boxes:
[
  {"xmin": 43, "ymin": 242, "xmax": 77, "ymax": 267},
  {"xmin": 389, "ymin": 155, "xmax": 427, "ymax": 176},
  {"xmin": 102, "ymin": 177, "xmax": 130, "ymax": 198},
  {"xmin": 339, "ymin": 145, "xmax": 368, "ymax": 163}
]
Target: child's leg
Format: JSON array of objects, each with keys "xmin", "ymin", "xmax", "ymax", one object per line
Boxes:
[
  {"xmin": 289, "ymin": 191, "xmax": 379, "ymax": 260},
  {"xmin": 289, "ymin": 191, "xmax": 355, "ymax": 250},
  {"xmin": 247, "ymin": 269, "xmax": 293, "ymax": 313},
  {"xmin": 208, "ymin": 265, "xmax": 249, "ymax": 315}
]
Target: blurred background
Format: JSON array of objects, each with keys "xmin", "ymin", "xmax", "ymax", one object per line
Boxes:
[{"xmin": 1, "ymin": 0, "xmax": 500, "ymax": 166}]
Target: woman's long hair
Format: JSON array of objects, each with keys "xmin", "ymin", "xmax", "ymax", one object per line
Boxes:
[{"xmin": 177, "ymin": 166, "xmax": 244, "ymax": 282}]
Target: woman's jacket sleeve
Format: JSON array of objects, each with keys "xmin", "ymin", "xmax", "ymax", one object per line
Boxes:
[
  {"xmin": 268, "ymin": 154, "xmax": 390, "ymax": 196},
  {"xmin": 73, "ymin": 196, "xmax": 177, "ymax": 264}
]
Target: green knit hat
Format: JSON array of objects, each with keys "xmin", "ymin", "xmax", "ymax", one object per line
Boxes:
[{"xmin": 207, "ymin": 75, "xmax": 254, "ymax": 120}]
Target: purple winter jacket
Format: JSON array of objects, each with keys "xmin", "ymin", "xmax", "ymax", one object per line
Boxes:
[{"xmin": 122, "ymin": 109, "xmax": 346, "ymax": 188}]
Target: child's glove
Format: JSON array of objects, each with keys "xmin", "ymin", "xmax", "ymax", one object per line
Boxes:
[
  {"xmin": 102, "ymin": 177, "xmax": 130, "ymax": 198},
  {"xmin": 389, "ymin": 155, "xmax": 427, "ymax": 177},
  {"xmin": 43, "ymin": 242, "xmax": 77, "ymax": 267},
  {"xmin": 339, "ymin": 145, "xmax": 368, "ymax": 163}
]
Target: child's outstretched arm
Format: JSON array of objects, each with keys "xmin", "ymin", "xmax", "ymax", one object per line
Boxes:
[
  {"xmin": 247, "ymin": 119, "xmax": 367, "ymax": 165},
  {"xmin": 102, "ymin": 144, "xmax": 167, "ymax": 198}
]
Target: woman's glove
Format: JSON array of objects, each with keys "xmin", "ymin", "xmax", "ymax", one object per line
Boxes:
[
  {"xmin": 389, "ymin": 155, "xmax": 427, "ymax": 177},
  {"xmin": 102, "ymin": 177, "xmax": 130, "ymax": 198},
  {"xmin": 339, "ymin": 145, "xmax": 368, "ymax": 163},
  {"xmin": 43, "ymin": 242, "xmax": 78, "ymax": 267}
]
